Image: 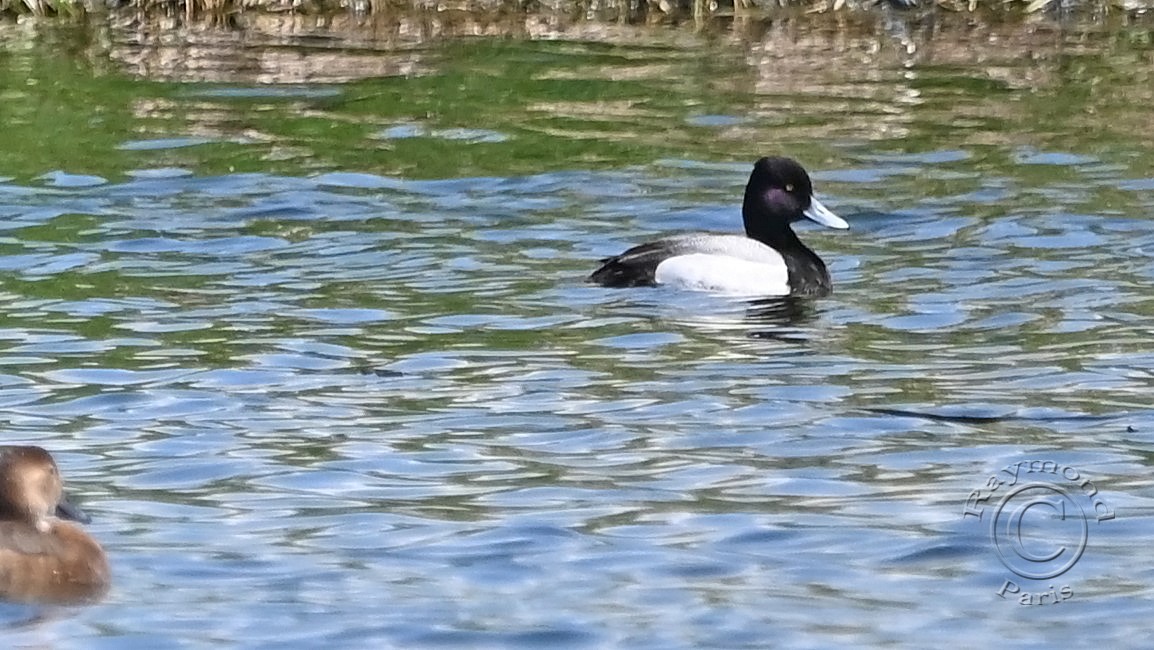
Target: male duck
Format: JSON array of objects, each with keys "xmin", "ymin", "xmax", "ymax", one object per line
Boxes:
[{"xmin": 588, "ymin": 156, "xmax": 848, "ymax": 296}]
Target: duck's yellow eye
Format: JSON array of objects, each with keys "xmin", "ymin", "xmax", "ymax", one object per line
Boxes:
[{"xmin": 784, "ymin": 184, "xmax": 794, "ymax": 192}]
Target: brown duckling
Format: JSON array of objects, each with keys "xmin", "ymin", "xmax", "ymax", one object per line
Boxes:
[{"xmin": 0, "ymin": 446, "xmax": 110, "ymax": 604}]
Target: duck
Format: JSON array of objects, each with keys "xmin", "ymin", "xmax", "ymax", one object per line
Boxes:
[
  {"xmin": 0, "ymin": 445, "xmax": 110, "ymax": 604},
  {"xmin": 587, "ymin": 156, "xmax": 848, "ymax": 296}
]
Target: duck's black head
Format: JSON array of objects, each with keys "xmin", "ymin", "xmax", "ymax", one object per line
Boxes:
[{"xmin": 742, "ymin": 156, "xmax": 847, "ymax": 239}]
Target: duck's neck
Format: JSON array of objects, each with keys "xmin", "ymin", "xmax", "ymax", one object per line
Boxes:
[{"xmin": 743, "ymin": 207, "xmax": 832, "ymax": 297}]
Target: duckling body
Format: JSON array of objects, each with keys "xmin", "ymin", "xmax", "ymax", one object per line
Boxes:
[{"xmin": 0, "ymin": 446, "xmax": 109, "ymax": 604}]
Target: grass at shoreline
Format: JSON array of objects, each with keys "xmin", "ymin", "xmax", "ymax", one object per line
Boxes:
[{"xmin": 2, "ymin": 0, "xmax": 1151, "ymax": 20}]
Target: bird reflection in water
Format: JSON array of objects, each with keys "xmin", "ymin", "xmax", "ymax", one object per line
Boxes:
[{"xmin": 744, "ymin": 297, "xmax": 820, "ymax": 341}]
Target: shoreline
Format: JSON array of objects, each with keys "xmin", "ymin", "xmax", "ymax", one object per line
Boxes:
[{"xmin": 4, "ymin": 0, "xmax": 1151, "ymax": 22}]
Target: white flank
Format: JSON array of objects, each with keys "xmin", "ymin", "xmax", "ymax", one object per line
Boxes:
[{"xmin": 654, "ymin": 253, "xmax": 790, "ymax": 296}]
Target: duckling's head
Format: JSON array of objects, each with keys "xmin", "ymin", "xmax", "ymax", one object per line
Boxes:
[{"xmin": 0, "ymin": 446, "xmax": 82, "ymax": 532}]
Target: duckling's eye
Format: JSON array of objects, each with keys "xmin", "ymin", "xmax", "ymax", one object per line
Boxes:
[{"xmin": 784, "ymin": 184, "xmax": 794, "ymax": 192}]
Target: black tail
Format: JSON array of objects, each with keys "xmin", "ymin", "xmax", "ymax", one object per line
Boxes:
[{"xmin": 587, "ymin": 256, "xmax": 655, "ymax": 287}]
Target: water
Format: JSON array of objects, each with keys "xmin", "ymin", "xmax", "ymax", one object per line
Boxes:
[{"xmin": 1, "ymin": 9, "xmax": 1154, "ymax": 648}]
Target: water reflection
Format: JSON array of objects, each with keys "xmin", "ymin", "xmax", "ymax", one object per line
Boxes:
[
  {"xmin": 0, "ymin": 144, "xmax": 1152, "ymax": 647},
  {"xmin": 744, "ymin": 297, "xmax": 821, "ymax": 335},
  {"xmin": 73, "ymin": 12, "xmax": 1154, "ymax": 153},
  {"xmin": 0, "ymin": 8, "xmax": 1153, "ymax": 649},
  {"xmin": 4, "ymin": 10, "xmax": 1152, "ymax": 181}
]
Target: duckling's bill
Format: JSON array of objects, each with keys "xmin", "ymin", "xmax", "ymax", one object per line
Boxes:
[{"xmin": 55, "ymin": 497, "xmax": 92, "ymax": 524}]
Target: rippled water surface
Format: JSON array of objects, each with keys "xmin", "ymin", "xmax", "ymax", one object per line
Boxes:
[{"xmin": 2, "ymin": 10, "xmax": 1154, "ymax": 648}]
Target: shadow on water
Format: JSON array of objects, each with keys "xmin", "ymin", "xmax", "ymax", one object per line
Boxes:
[
  {"xmin": 744, "ymin": 297, "xmax": 821, "ymax": 339},
  {"xmin": 862, "ymin": 405, "xmax": 1130, "ymax": 423},
  {"xmin": 0, "ymin": 604, "xmax": 65, "ymax": 631}
]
